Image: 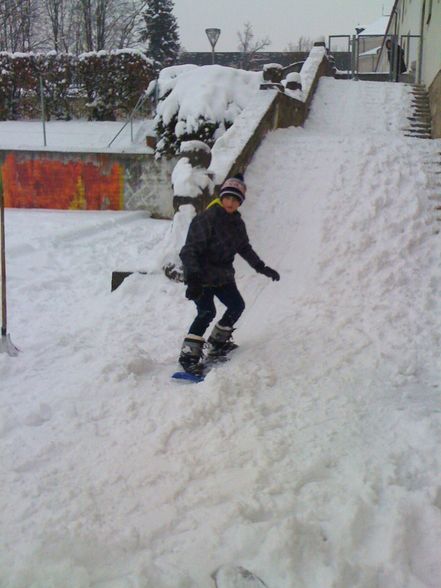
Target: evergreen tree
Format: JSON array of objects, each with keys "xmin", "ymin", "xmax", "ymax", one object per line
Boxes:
[{"xmin": 140, "ymin": 0, "xmax": 180, "ymax": 67}]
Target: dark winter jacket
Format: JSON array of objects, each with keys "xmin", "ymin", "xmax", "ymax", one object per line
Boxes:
[
  {"xmin": 387, "ymin": 44, "xmax": 406, "ymax": 77},
  {"xmin": 180, "ymin": 200, "xmax": 263, "ymax": 287}
]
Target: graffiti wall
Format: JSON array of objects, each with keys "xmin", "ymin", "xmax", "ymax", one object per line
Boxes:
[
  {"xmin": 0, "ymin": 150, "xmax": 176, "ymax": 217},
  {"xmin": 1, "ymin": 153, "xmax": 124, "ymax": 210}
]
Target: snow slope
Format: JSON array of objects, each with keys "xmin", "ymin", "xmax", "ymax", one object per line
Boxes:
[{"xmin": 2, "ymin": 79, "xmax": 441, "ymax": 587}]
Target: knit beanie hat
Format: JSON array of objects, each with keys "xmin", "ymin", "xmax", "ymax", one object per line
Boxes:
[{"xmin": 219, "ymin": 173, "xmax": 247, "ymax": 205}]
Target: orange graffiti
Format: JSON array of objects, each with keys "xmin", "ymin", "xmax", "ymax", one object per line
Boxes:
[{"xmin": 1, "ymin": 153, "xmax": 124, "ymax": 210}]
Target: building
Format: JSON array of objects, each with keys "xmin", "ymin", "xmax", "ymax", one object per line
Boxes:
[
  {"xmin": 356, "ymin": 16, "xmax": 390, "ymax": 73},
  {"xmin": 178, "ymin": 52, "xmax": 351, "ymax": 74},
  {"xmin": 377, "ymin": 0, "xmax": 441, "ymax": 137}
]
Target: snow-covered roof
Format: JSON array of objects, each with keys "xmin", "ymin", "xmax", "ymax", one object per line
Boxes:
[
  {"xmin": 357, "ymin": 16, "xmax": 389, "ymax": 36},
  {"xmin": 359, "ymin": 46, "xmax": 382, "ymax": 57}
]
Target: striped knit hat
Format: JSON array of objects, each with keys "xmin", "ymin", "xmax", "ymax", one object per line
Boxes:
[{"xmin": 219, "ymin": 173, "xmax": 247, "ymax": 205}]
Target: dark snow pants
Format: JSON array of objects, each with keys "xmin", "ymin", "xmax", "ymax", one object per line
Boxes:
[{"xmin": 188, "ymin": 281, "xmax": 245, "ymax": 337}]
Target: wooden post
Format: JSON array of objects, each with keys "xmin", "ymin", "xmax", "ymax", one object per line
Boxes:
[{"xmin": 0, "ymin": 168, "xmax": 7, "ymax": 338}]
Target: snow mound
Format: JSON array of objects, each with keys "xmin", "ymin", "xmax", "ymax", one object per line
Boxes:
[
  {"xmin": 2, "ymin": 77, "xmax": 441, "ymax": 588},
  {"xmin": 156, "ymin": 65, "xmax": 263, "ymax": 130},
  {"xmin": 154, "ymin": 65, "xmax": 264, "ymax": 156}
]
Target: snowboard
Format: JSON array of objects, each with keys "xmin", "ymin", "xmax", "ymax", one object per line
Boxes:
[
  {"xmin": 172, "ymin": 370, "xmax": 205, "ymax": 383},
  {"xmin": 212, "ymin": 565, "xmax": 269, "ymax": 588},
  {"xmin": 172, "ymin": 348, "xmax": 236, "ymax": 384}
]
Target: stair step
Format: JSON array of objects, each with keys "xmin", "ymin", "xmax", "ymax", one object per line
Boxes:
[
  {"xmin": 404, "ymin": 134, "xmax": 431, "ymax": 139},
  {"xmin": 407, "ymin": 116, "xmax": 431, "ymax": 122}
]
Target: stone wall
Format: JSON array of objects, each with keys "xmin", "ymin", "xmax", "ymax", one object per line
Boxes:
[
  {"xmin": 0, "ymin": 150, "xmax": 176, "ymax": 218},
  {"xmin": 429, "ymin": 69, "xmax": 441, "ymax": 139},
  {"xmin": 209, "ymin": 46, "xmax": 334, "ymax": 190}
]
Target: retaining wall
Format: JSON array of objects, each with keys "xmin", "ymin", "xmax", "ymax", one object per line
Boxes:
[
  {"xmin": 209, "ymin": 46, "xmax": 333, "ymax": 192},
  {"xmin": 0, "ymin": 150, "xmax": 176, "ymax": 218}
]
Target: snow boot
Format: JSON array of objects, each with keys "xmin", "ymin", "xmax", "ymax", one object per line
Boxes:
[
  {"xmin": 179, "ymin": 334, "xmax": 205, "ymax": 374},
  {"xmin": 207, "ymin": 323, "xmax": 238, "ymax": 358}
]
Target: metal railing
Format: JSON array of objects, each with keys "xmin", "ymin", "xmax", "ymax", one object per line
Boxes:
[
  {"xmin": 328, "ymin": 33, "xmax": 421, "ymax": 83},
  {"xmin": 107, "ymin": 92, "xmax": 151, "ymax": 148}
]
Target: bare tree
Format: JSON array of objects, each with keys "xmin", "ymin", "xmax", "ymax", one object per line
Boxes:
[
  {"xmin": 44, "ymin": 0, "xmax": 69, "ymax": 51},
  {"xmin": 0, "ymin": 0, "xmax": 41, "ymax": 51},
  {"xmin": 285, "ymin": 36, "xmax": 315, "ymax": 52},
  {"xmin": 237, "ymin": 21, "xmax": 271, "ymax": 70},
  {"xmin": 3, "ymin": 0, "xmax": 147, "ymax": 54},
  {"xmin": 95, "ymin": 0, "xmax": 107, "ymax": 50},
  {"xmin": 79, "ymin": 0, "xmax": 94, "ymax": 50},
  {"xmin": 78, "ymin": 0, "xmax": 146, "ymax": 52}
]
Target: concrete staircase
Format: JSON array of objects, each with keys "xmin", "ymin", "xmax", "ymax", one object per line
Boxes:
[{"xmin": 404, "ymin": 84, "xmax": 432, "ymax": 139}]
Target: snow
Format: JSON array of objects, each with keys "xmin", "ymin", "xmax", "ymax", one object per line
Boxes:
[
  {"xmin": 155, "ymin": 64, "xmax": 263, "ymax": 132},
  {"xmin": 300, "ymin": 46, "xmax": 327, "ymax": 96},
  {"xmin": 171, "ymin": 157, "xmax": 212, "ymax": 199},
  {"xmin": 209, "ymin": 90, "xmax": 276, "ymax": 185},
  {"xmin": 2, "ymin": 77, "xmax": 441, "ymax": 587},
  {"xmin": 360, "ymin": 47, "xmax": 381, "ymax": 57},
  {"xmin": 0, "ymin": 120, "xmax": 156, "ymax": 154},
  {"xmin": 357, "ymin": 16, "xmax": 390, "ymax": 37},
  {"xmin": 263, "ymin": 63, "xmax": 284, "ymax": 71},
  {"xmin": 78, "ymin": 49, "xmax": 154, "ymax": 65}
]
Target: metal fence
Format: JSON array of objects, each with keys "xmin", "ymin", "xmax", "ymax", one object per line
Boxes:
[{"xmin": 328, "ymin": 33, "xmax": 421, "ymax": 82}]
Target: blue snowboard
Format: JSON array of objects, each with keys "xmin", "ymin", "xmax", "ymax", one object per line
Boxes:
[
  {"xmin": 172, "ymin": 346, "xmax": 237, "ymax": 384},
  {"xmin": 172, "ymin": 371, "xmax": 205, "ymax": 383}
]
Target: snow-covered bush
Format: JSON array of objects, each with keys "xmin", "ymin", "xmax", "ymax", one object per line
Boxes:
[
  {"xmin": 36, "ymin": 52, "xmax": 75, "ymax": 120},
  {"xmin": 162, "ymin": 140, "xmax": 214, "ymax": 281},
  {"xmin": 0, "ymin": 50, "xmax": 155, "ymax": 121},
  {"xmin": 154, "ymin": 65, "xmax": 263, "ymax": 158},
  {"xmin": 0, "ymin": 52, "xmax": 38, "ymax": 120},
  {"xmin": 78, "ymin": 49, "xmax": 155, "ymax": 121},
  {"xmin": 0, "ymin": 54, "xmax": 16, "ymax": 120}
]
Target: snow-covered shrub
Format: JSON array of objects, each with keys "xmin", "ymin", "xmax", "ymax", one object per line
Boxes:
[
  {"xmin": 154, "ymin": 65, "xmax": 263, "ymax": 158},
  {"xmin": 0, "ymin": 50, "xmax": 155, "ymax": 121},
  {"xmin": 78, "ymin": 51, "xmax": 117, "ymax": 120},
  {"xmin": 163, "ymin": 140, "xmax": 213, "ymax": 281},
  {"xmin": 0, "ymin": 52, "xmax": 76, "ymax": 120},
  {"xmin": 108, "ymin": 50, "xmax": 155, "ymax": 116},
  {"xmin": 36, "ymin": 52, "xmax": 75, "ymax": 120},
  {"xmin": 0, "ymin": 54, "xmax": 15, "ymax": 120},
  {"xmin": 0, "ymin": 52, "xmax": 38, "ymax": 119},
  {"xmin": 78, "ymin": 49, "xmax": 155, "ymax": 121}
]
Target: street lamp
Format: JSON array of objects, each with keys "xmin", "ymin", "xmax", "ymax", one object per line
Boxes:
[{"xmin": 205, "ymin": 28, "xmax": 221, "ymax": 64}]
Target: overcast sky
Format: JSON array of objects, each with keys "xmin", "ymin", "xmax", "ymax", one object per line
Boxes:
[{"xmin": 173, "ymin": 0, "xmax": 394, "ymax": 52}]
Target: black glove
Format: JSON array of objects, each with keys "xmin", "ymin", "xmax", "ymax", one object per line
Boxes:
[
  {"xmin": 256, "ymin": 262, "xmax": 280, "ymax": 282},
  {"xmin": 185, "ymin": 274, "xmax": 203, "ymax": 300}
]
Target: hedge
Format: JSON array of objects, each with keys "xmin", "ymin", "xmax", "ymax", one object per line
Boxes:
[{"xmin": 0, "ymin": 50, "xmax": 155, "ymax": 121}]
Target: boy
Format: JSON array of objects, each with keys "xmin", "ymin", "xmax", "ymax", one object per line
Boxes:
[{"xmin": 178, "ymin": 173, "xmax": 280, "ymax": 374}]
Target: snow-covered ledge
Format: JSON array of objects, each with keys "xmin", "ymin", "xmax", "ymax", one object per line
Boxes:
[{"xmin": 209, "ymin": 44, "xmax": 331, "ymax": 188}]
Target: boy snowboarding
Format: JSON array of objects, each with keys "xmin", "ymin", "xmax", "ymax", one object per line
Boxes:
[{"xmin": 178, "ymin": 173, "xmax": 280, "ymax": 375}]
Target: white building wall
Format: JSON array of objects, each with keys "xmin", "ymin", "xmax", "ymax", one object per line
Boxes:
[
  {"xmin": 421, "ymin": 1, "xmax": 441, "ymax": 88},
  {"xmin": 382, "ymin": 0, "xmax": 441, "ymax": 88},
  {"xmin": 397, "ymin": 0, "xmax": 424, "ymax": 74}
]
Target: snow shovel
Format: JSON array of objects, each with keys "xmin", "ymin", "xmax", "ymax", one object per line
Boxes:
[{"xmin": 0, "ymin": 170, "xmax": 19, "ymax": 357}]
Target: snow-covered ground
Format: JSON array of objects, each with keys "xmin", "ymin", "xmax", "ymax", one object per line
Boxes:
[
  {"xmin": 0, "ymin": 120, "xmax": 155, "ymax": 153},
  {"xmin": 2, "ymin": 78, "xmax": 441, "ymax": 587}
]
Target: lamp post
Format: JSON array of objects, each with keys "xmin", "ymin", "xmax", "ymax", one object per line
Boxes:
[{"xmin": 205, "ymin": 28, "xmax": 221, "ymax": 64}]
